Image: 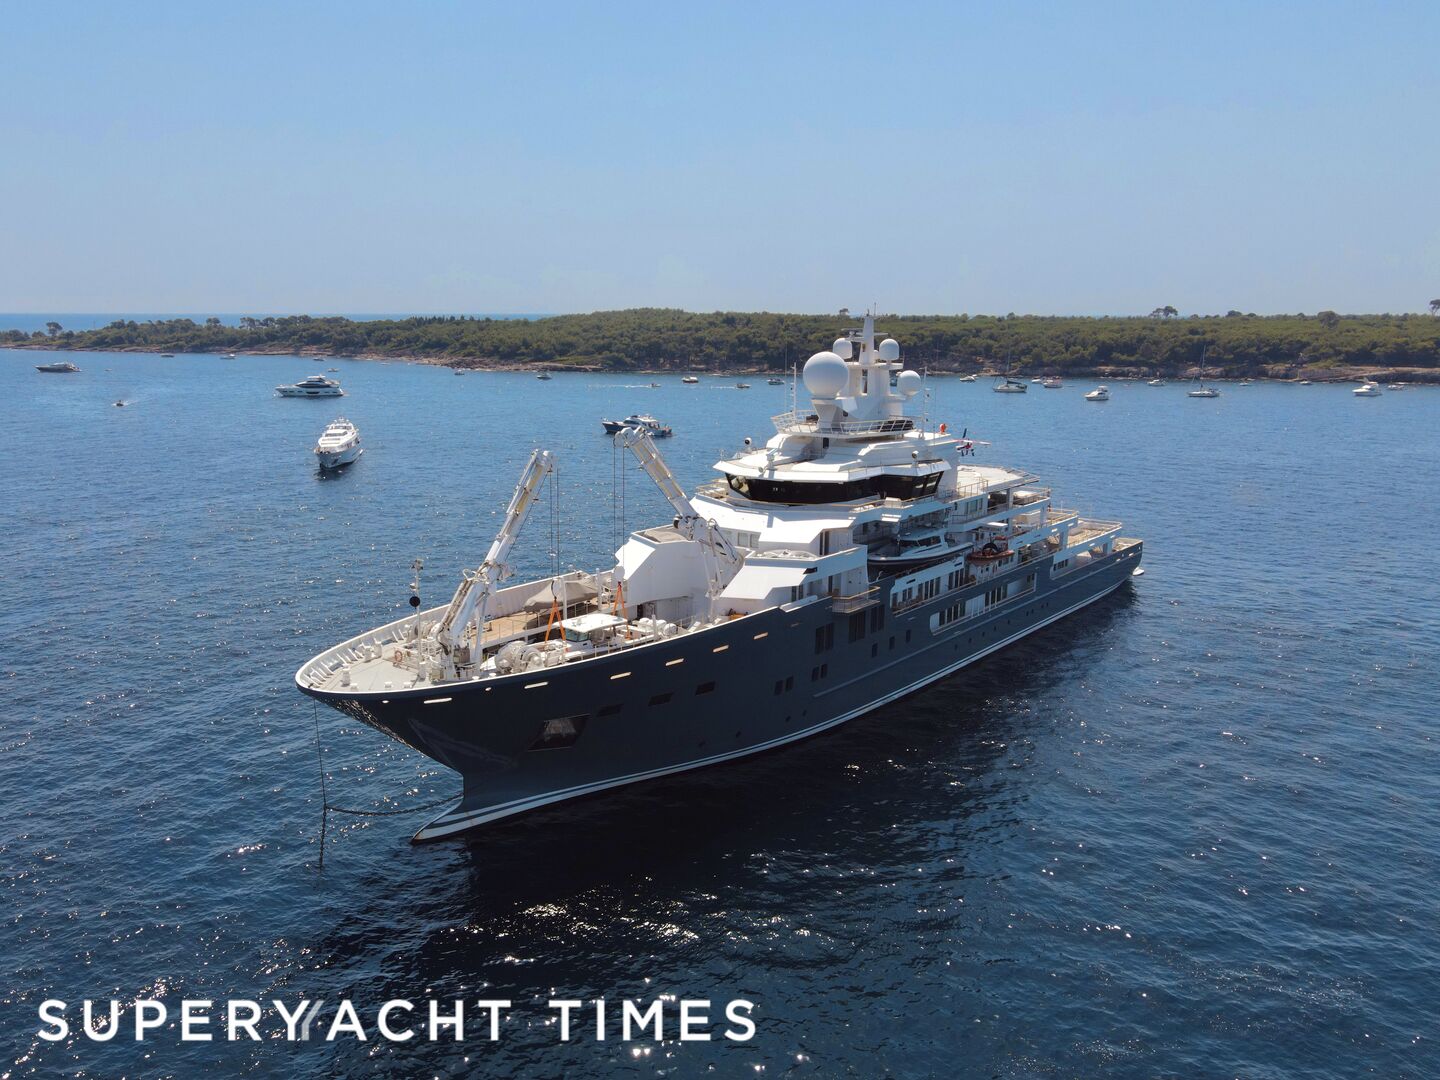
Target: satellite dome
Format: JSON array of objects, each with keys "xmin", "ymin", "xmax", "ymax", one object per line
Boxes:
[
  {"xmin": 803, "ymin": 351, "xmax": 849, "ymax": 398},
  {"xmin": 896, "ymin": 369, "xmax": 922, "ymax": 397},
  {"xmin": 831, "ymin": 338, "xmax": 853, "ymax": 360},
  {"xmin": 878, "ymin": 338, "xmax": 901, "ymax": 362}
]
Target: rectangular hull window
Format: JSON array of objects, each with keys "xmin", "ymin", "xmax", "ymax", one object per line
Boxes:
[{"xmin": 529, "ymin": 714, "xmax": 588, "ymax": 751}]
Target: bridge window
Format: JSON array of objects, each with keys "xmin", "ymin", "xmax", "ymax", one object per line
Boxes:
[{"xmin": 727, "ymin": 471, "xmax": 944, "ymax": 505}]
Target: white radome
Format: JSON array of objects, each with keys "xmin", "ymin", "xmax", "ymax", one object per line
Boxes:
[
  {"xmin": 896, "ymin": 369, "xmax": 922, "ymax": 397},
  {"xmin": 878, "ymin": 338, "xmax": 901, "ymax": 362},
  {"xmin": 803, "ymin": 351, "xmax": 850, "ymax": 398},
  {"xmin": 831, "ymin": 338, "xmax": 854, "ymax": 359}
]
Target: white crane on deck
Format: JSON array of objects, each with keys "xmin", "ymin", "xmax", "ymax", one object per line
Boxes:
[
  {"xmin": 614, "ymin": 427, "xmax": 742, "ymax": 612},
  {"xmin": 433, "ymin": 448, "xmax": 556, "ymax": 675}
]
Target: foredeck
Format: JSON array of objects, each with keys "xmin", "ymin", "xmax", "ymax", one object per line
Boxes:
[{"xmin": 297, "ymin": 591, "xmax": 746, "ymax": 697}]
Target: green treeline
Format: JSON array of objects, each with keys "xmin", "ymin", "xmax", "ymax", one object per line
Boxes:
[{"xmin": 9, "ymin": 308, "xmax": 1440, "ymax": 376}]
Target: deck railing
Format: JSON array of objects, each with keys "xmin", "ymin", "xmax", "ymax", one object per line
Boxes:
[
  {"xmin": 771, "ymin": 410, "xmax": 917, "ymax": 437},
  {"xmin": 831, "ymin": 586, "xmax": 881, "ymax": 613}
]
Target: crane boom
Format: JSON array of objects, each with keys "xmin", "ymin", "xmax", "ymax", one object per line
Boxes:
[
  {"xmin": 434, "ymin": 448, "xmax": 556, "ymax": 658},
  {"xmin": 615, "ymin": 427, "xmax": 741, "ymax": 571}
]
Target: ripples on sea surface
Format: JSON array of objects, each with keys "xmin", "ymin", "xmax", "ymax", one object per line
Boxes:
[{"xmin": 2, "ymin": 351, "xmax": 1437, "ymax": 1077}]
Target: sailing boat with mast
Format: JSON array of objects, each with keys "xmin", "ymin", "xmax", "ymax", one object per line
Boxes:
[
  {"xmin": 1187, "ymin": 346, "xmax": 1220, "ymax": 398},
  {"xmin": 992, "ymin": 346, "xmax": 1027, "ymax": 393}
]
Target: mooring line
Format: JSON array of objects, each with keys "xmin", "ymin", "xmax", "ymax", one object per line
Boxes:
[{"xmin": 311, "ymin": 701, "xmax": 459, "ymax": 869}]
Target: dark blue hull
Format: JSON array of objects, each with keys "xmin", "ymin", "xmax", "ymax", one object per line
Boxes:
[{"xmin": 303, "ymin": 541, "xmax": 1142, "ymax": 839}]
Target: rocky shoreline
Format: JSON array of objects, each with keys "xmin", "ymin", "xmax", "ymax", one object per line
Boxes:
[{"xmin": 9, "ymin": 340, "xmax": 1439, "ymax": 383}]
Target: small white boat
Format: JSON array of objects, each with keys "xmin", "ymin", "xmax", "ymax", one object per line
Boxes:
[
  {"xmin": 1030, "ymin": 377, "xmax": 1043, "ymax": 384},
  {"xmin": 735, "ymin": 382, "xmax": 751, "ymax": 389},
  {"xmin": 1084, "ymin": 385, "xmax": 1110, "ymax": 402},
  {"xmin": 1148, "ymin": 378, "xmax": 1165, "ymax": 386},
  {"xmin": 536, "ymin": 372, "xmax": 552, "ymax": 380},
  {"xmin": 682, "ymin": 376, "xmax": 699, "ymax": 384},
  {"xmin": 1385, "ymin": 383, "xmax": 1405, "ymax": 391},
  {"xmin": 1353, "ymin": 382, "xmax": 1382, "ymax": 397},
  {"xmin": 958, "ymin": 374, "xmax": 978, "ymax": 382},
  {"xmin": 993, "ymin": 377, "xmax": 1027, "ymax": 393},
  {"xmin": 276, "ymin": 374, "xmax": 344, "ymax": 397},
  {"xmin": 315, "ymin": 418, "xmax": 362, "ymax": 469},
  {"xmin": 1188, "ymin": 345, "xmax": 1220, "ymax": 398},
  {"xmin": 226, "ymin": 352, "xmax": 237, "ymax": 359},
  {"xmin": 35, "ymin": 360, "xmax": 81, "ymax": 373},
  {"xmin": 601, "ymin": 413, "xmax": 673, "ymax": 437},
  {"xmin": 867, "ymin": 525, "xmax": 969, "ymax": 570},
  {"xmin": 1042, "ymin": 376, "xmax": 1063, "ymax": 389},
  {"xmin": 767, "ymin": 377, "xmax": 784, "ymax": 385}
]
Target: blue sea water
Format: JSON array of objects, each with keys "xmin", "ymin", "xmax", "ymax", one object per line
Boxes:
[{"xmin": 2, "ymin": 351, "xmax": 1438, "ymax": 1077}]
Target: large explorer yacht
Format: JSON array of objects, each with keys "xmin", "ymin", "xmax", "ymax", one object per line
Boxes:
[{"xmin": 297, "ymin": 316, "xmax": 1142, "ymax": 841}]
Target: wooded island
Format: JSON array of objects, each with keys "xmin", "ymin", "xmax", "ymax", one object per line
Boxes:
[{"xmin": 10, "ymin": 307, "xmax": 1440, "ymax": 380}]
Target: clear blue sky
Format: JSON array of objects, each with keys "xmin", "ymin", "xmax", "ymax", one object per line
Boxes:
[{"xmin": 2, "ymin": 0, "xmax": 1436, "ymax": 316}]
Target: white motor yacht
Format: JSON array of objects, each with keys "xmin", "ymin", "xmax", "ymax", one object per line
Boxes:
[
  {"xmin": 35, "ymin": 360, "xmax": 81, "ymax": 373},
  {"xmin": 682, "ymin": 376, "xmax": 700, "ymax": 384},
  {"xmin": 315, "ymin": 418, "xmax": 363, "ymax": 469},
  {"xmin": 1084, "ymin": 386, "xmax": 1110, "ymax": 402},
  {"xmin": 277, "ymin": 374, "xmax": 344, "ymax": 397},
  {"xmin": 993, "ymin": 377, "xmax": 1027, "ymax": 393},
  {"xmin": 1353, "ymin": 382, "xmax": 1382, "ymax": 397},
  {"xmin": 601, "ymin": 413, "xmax": 674, "ymax": 438}
]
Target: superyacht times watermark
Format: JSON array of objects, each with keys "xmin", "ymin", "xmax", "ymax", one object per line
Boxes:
[{"xmin": 36, "ymin": 996, "xmax": 757, "ymax": 1045}]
